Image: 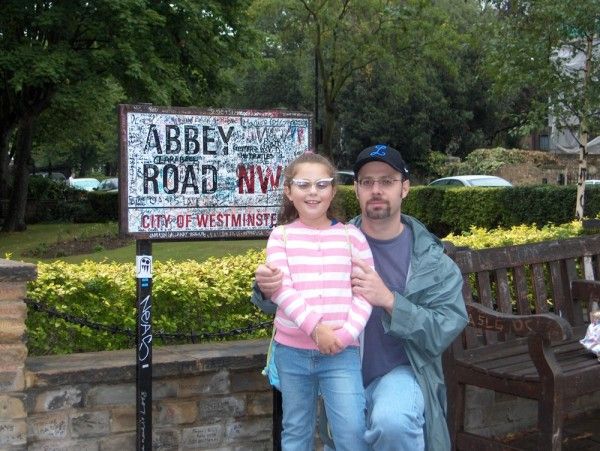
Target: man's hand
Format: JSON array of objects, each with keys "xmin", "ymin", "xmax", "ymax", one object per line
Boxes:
[
  {"xmin": 255, "ymin": 263, "xmax": 283, "ymax": 298},
  {"xmin": 312, "ymin": 323, "xmax": 343, "ymax": 355},
  {"xmin": 351, "ymin": 257, "xmax": 394, "ymax": 313}
]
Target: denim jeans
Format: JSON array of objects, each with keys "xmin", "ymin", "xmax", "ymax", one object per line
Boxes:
[
  {"xmin": 274, "ymin": 342, "xmax": 368, "ymax": 451},
  {"xmin": 364, "ymin": 364, "xmax": 425, "ymax": 450}
]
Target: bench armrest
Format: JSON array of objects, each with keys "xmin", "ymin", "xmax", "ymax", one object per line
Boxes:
[{"xmin": 466, "ymin": 302, "xmax": 573, "ymax": 342}]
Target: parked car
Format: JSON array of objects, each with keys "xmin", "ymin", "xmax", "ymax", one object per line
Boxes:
[
  {"xmin": 69, "ymin": 177, "xmax": 100, "ymax": 191},
  {"xmin": 428, "ymin": 175, "xmax": 513, "ymax": 187},
  {"xmin": 336, "ymin": 170, "xmax": 355, "ymax": 185},
  {"xmin": 585, "ymin": 179, "xmax": 600, "ymax": 186},
  {"xmin": 97, "ymin": 177, "xmax": 118, "ymax": 192}
]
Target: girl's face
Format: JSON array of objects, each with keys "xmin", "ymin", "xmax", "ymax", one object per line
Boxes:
[{"xmin": 284, "ymin": 162, "xmax": 336, "ymax": 228}]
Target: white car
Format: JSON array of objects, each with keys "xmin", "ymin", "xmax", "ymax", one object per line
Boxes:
[
  {"xmin": 336, "ymin": 170, "xmax": 355, "ymax": 185},
  {"xmin": 428, "ymin": 175, "xmax": 513, "ymax": 187},
  {"xmin": 97, "ymin": 177, "xmax": 118, "ymax": 192},
  {"xmin": 69, "ymin": 177, "xmax": 100, "ymax": 191}
]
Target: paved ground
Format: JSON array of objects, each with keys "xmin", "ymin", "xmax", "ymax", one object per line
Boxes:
[{"xmin": 502, "ymin": 409, "xmax": 600, "ymax": 450}]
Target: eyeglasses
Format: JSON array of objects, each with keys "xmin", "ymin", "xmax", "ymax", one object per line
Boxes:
[
  {"xmin": 290, "ymin": 178, "xmax": 334, "ymax": 191},
  {"xmin": 357, "ymin": 177, "xmax": 402, "ymax": 189}
]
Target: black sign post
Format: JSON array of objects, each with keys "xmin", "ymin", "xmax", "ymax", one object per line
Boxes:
[{"xmin": 135, "ymin": 239, "xmax": 153, "ymax": 450}]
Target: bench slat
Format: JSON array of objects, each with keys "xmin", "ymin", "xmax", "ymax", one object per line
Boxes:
[
  {"xmin": 513, "ymin": 266, "xmax": 530, "ymax": 315},
  {"xmin": 451, "ymin": 234, "xmax": 600, "ymax": 273},
  {"xmin": 531, "ymin": 263, "xmax": 548, "ymax": 313},
  {"xmin": 476, "ymin": 271, "xmax": 499, "ymax": 344},
  {"xmin": 550, "ymin": 260, "xmax": 574, "ymax": 324},
  {"xmin": 495, "ymin": 268, "xmax": 512, "ymax": 314}
]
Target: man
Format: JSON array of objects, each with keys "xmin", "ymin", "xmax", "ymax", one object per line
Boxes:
[{"xmin": 253, "ymin": 144, "xmax": 467, "ymax": 451}]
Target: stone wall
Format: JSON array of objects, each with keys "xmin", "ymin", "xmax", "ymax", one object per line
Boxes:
[
  {"xmin": 0, "ymin": 258, "xmax": 36, "ymax": 449},
  {"xmin": 23, "ymin": 341, "xmax": 273, "ymax": 450},
  {"xmin": 497, "ymin": 152, "xmax": 600, "ymax": 186}
]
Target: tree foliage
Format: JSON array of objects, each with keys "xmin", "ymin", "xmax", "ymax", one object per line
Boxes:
[
  {"xmin": 484, "ymin": 0, "xmax": 600, "ymax": 218},
  {"xmin": 338, "ymin": 0, "xmax": 505, "ymax": 171},
  {"xmin": 0, "ymin": 0, "xmax": 253, "ymax": 231}
]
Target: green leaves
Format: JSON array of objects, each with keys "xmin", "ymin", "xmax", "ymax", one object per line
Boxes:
[{"xmin": 26, "ymin": 249, "xmax": 270, "ymax": 355}]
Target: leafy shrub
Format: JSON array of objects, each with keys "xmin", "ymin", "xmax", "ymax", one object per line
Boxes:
[
  {"xmin": 455, "ymin": 147, "xmax": 525, "ymax": 175},
  {"xmin": 443, "ymin": 221, "xmax": 583, "ymax": 249},
  {"xmin": 28, "ymin": 176, "xmax": 72, "ymax": 201},
  {"xmin": 87, "ymin": 191, "xmax": 119, "ymax": 221},
  {"xmin": 402, "ymin": 185, "xmax": 600, "ymax": 236},
  {"xmin": 26, "ymin": 249, "xmax": 271, "ymax": 355},
  {"xmin": 335, "ymin": 186, "xmax": 359, "ymax": 221}
]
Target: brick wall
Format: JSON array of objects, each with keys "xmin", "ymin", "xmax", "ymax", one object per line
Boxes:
[
  {"xmin": 0, "ymin": 258, "xmax": 36, "ymax": 449},
  {"xmin": 23, "ymin": 341, "xmax": 273, "ymax": 450}
]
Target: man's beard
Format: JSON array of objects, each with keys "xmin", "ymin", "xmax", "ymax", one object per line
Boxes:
[{"xmin": 365, "ymin": 199, "xmax": 391, "ymax": 219}]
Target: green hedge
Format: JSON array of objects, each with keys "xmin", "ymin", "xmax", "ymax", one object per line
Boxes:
[
  {"xmin": 402, "ymin": 185, "xmax": 600, "ymax": 236},
  {"xmin": 26, "ymin": 251, "xmax": 270, "ymax": 355},
  {"xmin": 25, "ymin": 220, "xmax": 588, "ymax": 355},
  {"xmin": 22, "ymin": 181, "xmax": 600, "ymax": 234},
  {"xmin": 336, "ymin": 184, "xmax": 600, "ymax": 236}
]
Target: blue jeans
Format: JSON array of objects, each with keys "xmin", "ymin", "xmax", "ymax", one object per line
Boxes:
[
  {"xmin": 274, "ymin": 343, "xmax": 368, "ymax": 451},
  {"xmin": 364, "ymin": 365, "xmax": 425, "ymax": 450}
]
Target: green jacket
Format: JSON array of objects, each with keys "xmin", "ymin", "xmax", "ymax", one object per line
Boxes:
[
  {"xmin": 251, "ymin": 214, "xmax": 467, "ymax": 450},
  {"xmin": 351, "ymin": 214, "xmax": 467, "ymax": 451}
]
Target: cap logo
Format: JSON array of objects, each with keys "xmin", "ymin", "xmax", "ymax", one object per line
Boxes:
[{"xmin": 370, "ymin": 144, "xmax": 387, "ymax": 157}]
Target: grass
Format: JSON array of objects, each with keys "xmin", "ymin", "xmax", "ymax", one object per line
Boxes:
[{"xmin": 0, "ymin": 222, "xmax": 267, "ymax": 264}]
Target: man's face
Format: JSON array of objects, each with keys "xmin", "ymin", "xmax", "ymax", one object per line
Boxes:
[{"xmin": 354, "ymin": 161, "xmax": 409, "ymax": 220}]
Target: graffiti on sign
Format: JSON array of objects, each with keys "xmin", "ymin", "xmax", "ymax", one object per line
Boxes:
[{"xmin": 119, "ymin": 105, "xmax": 313, "ymax": 239}]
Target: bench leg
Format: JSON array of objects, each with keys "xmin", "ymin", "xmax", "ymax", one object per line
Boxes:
[
  {"xmin": 537, "ymin": 389, "xmax": 563, "ymax": 451},
  {"xmin": 446, "ymin": 380, "xmax": 465, "ymax": 450}
]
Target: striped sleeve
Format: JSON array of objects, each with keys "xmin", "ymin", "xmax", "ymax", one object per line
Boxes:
[
  {"xmin": 334, "ymin": 225, "xmax": 374, "ymax": 347},
  {"xmin": 265, "ymin": 226, "xmax": 322, "ymax": 336}
]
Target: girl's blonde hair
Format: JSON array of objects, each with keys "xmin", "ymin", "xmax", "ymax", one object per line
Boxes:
[{"xmin": 276, "ymin": 152, "xmax": 340, "ymax": 226}]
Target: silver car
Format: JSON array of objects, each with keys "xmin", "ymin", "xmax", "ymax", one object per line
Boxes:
[{"xmin": 428, "ymin": 175, "xmax": 512, "ymax": 187}]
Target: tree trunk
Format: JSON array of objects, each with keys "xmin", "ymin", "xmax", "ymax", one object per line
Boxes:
[
  {"xmin": 321, "ymin": 103, "xmax": 336, "ymax": 159},
  {"xmin": 2, "ymin": 117, "xmax": 33, "ymax": 232},
  {"xmin": 575, "ymin": 34, "xmax": 594, "ymax": 220},
  {"xmin": 0, "ymin": 132, "xmax": 9, "ymax": 199},
  {"xmin": 576, "ymin": 131, "xmax": 588, "ymax": 220},
  {"xmin": 0, "ymin": 124, "xmax": 16, "ymax": 200}
]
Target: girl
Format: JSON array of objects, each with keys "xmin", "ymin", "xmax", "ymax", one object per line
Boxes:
[{"xmin": 267, "ymin": 152, "xmax": 373, "ymax": 450}]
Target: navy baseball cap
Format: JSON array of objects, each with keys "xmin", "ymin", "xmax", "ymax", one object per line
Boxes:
[{"xmin": 353, "ymin": 144, "xmax": 409, "ymax": 178}]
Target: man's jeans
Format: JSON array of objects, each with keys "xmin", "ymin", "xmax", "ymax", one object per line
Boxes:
[
  {"xmin": 324, "ymin": 365, "xmax": 425, "ymax": 451},
  {"xmin": 274, "ymin": 343, "xmax": 368, "ymax": 451}
]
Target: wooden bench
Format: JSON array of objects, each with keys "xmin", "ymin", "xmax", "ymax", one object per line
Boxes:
[{"xmin": 444, "ymin": 235, "xmax": 600, "ymax": 450}]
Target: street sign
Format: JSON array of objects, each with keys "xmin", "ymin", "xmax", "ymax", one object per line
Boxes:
[{"xmin": 119, "ymin": 104, "xmax": 313, "ymax": 240}]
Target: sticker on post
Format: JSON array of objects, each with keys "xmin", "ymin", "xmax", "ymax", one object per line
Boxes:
[{"xmin": 136, "ymin": 256, "xmax": 153, "ymax": 279}]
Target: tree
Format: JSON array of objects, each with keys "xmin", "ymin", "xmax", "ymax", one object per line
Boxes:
[
  {"xmin": 484, "ymin": 0, "xmax": 600, "ymax": 218},
  {"xmin": 337, "ymin": 0, "xmax": 505, "ymax": 172},
  {"xmin": 0, "ymin": 0, "xmax": 252, "ymax": 231},
  {"xmin": 32, "ymin": 77, "xmax": 126, "ymax": 177},
  {"xmin": 245, "ymin": 0, "xmax": 399, "ymax": 159}
]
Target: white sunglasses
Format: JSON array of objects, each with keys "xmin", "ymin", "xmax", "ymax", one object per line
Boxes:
[{"xmin": 290, "ymin": 178, "xmax": 334, "ymax": 191}]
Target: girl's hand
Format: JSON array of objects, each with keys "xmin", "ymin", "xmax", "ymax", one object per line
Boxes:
[
  {"xmin": 312, "ymin": 323, "xmax": 343, "ymax": 355},
  {"xmin": 255, "ymin": 263, "xmax": 283, "ymax": 298}
]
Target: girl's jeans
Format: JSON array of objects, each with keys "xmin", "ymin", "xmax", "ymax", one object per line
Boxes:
[{"xmin": 274, "ymin": 342, "xmax": 368, "ymax": 451}]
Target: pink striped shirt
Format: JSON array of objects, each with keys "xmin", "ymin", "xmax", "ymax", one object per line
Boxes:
[{"xmin": 266, "ymin": 220, "xmax": 374, "ymax": 350}]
